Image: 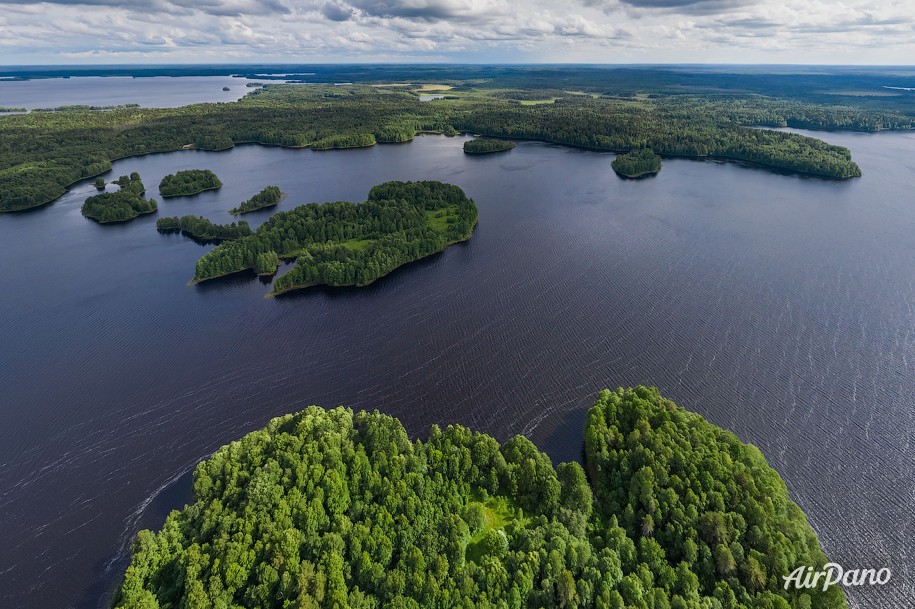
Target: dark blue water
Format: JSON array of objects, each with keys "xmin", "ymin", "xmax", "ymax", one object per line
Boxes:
[
  {"xmin": 0, "ymin": 76, "xmax": 265, "ymax": 110},
  {"xmin": 0, "ymin": 132, "xmax": 913, "ymax": 609}
]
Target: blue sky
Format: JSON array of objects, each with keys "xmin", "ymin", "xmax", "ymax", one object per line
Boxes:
[{"xmin": 0, "ymin": 0, "xmax": 913, "ymax": 64}]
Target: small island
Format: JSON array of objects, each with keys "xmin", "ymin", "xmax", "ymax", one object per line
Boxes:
[
  {"xmin": 612, "ymin": 147, "xmax": 662, "ymax": 178},
  {"xmin": 157, "ymin": 215, "xmax": 252, "ymax": 243},
  {"xmin": 463, "ymin": 138, "xmax": 516, "ymax": 154},
  {"xmin": 229, "ymin": 185, "xmax": 283, "ymax": 215},
  {"xmin": 93, "ymin": 176, "xmax": 106, "ymax": 190},
  {"xmin": 113, "ymin": 386, "xmax": 848, "ymax": 609},
  {"xmin": 81, "ymin": 173, "xmax": 157, "ymax": 224},
  {"xmin": 222, "ymin": 86, "xmax": 230, "ymax": 91},
  {"xmin": 158, "ymin": 169, "xmax": 223, "ymax": 198},
  {"xmin": 192, "ymin": 180, "xmax": 478, "ymax": 296}
]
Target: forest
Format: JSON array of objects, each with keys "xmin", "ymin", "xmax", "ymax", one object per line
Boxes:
[
  {"xmin": 611, "ymin": 149, "xmax": 661, "ymax": 178},
  {"xmin": 463, "ymin": 139, "xmax": 517, "ymax": 154},
  {"xmin": 230, "ymin": 186, "xmax": 283, "ymax": 215},
  {"xmin": 192, "ymin": 180, "xmax": 478, "ymax": 296},
  {"xmin": 156, "ymin": 215, "xmax": 253, "ymax": 243},
  {"xmin": 2, "ymin": 77, "xmax": 911, "ymax": 212},
  {"xmin": 81, "ymin": 173, "xmax": 157, "ymax": 223},
  {"xmin": 113, "ymin": 386, "xmax": 847, "ymax": 609},
  {"xmin": 159, "ymin": 170, "xmax": 223, "ymax": 198}
]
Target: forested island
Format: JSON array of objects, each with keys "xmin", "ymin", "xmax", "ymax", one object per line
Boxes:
[
  {"xmin": 80, "ymin": 173, "xmax": 157, "ymax": 223},
  {"xmin": 464, "ymin": 138, "xmax": 517, "ymax": 154},
  {"xmin": 5, "ymin": 71, "xmax": 912, "ymax": 212},
  {"xmin": 158, "ymin": 170, "xmax": 223, "ymax": 198},
  {"xmin": 192, "ymin": 180, "xmax": 478, "ymax": 296},
  {"xmin": 114, "ymin": 386, "xmax": 847, "ymax": 609},
  {"xmin": 230, "ymin": 186, "xmax": 283, "ymax": 215},
  {"xmin": 157, "ymin": 215, "xmax": 252, "ymax": 243},
  {"xmin": 612, "ymin": 148, "xmax": 662, "ymax": 178}
]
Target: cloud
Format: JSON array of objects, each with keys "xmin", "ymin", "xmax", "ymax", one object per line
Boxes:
[
  {"xmin": 345, "ymin": 0, "xmax": 509, "ymax": 21},
  {"xmin": 0, "ymin": 0, "xmax": 912, "ymax": 63},
  {"xmin": 322, "ymin": 1, "xmax": 354, "ymax": 20}
]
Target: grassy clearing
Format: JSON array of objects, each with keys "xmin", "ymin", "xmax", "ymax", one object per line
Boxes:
[
  {"xmin": 465, "ymin": 494, "xmax": 527, "ymax": 564},
  {"xmin": 416, "ymin": 84, "xmax": 454, "ymax": 91},
  {"xmin": 520, "ymin": 98, "xmax": 558, "ymax": 105},
  {"xmin": 564, "ymin": 90, "xmax": 602, "ymax": 98},
  {"xmin": 425, "ymin": 207, "xmax": 459, "ymax": 232},
  {"xmin": 340, "ymin": 238, "xmax": 375, "ymax": 251}
]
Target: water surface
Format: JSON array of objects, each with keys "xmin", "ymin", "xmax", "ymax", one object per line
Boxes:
[
  {"xmin": 0, "ymin": 76, "xmax": 264, "ymax": 110},
  {"xmin": 0, "ymin": 131, "xmax": 913, "ymax": 609}
]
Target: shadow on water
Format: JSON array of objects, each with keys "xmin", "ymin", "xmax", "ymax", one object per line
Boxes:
[
  {"xmin": 271, "ymin": 244, "xmax": 463, "ymax": 301},
  {"xmin": 190, "ymin": 269, "xmax": 260, "ymax": 292},
  {"xmin": 536, "ymin": 406, "xmax": 589, "ymax": 467}
]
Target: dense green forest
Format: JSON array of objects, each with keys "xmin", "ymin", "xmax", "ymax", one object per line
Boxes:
[
  {"xmin": 114, "ymin": 386, "xmax": 847, "ymax": 609},
  {"xmin": 192, "ymin": 180, "xmax": 478, "ymax": 296},
  {"xmin": 230, "ymin": 186, "xmax": 283, "ymax": 215},
  {"xmin": 81, "ymin": 173, "xmax": 157, "ymax": 223},
  {"xmin": 611, "ymin": 149, "xmax": 661, "ymax": 178},
  {"xmin": 3, "ymin": 78, "xmax": 910, "ymax": 212},
  {"xmin": 157, "ymin": 215, "xmax": 253, "ymax": 243},
  {"xmin": 159, "ymin": 170, "xmax": 223, "ymax": 198},
  {"xmin": 463, "ymin": 139, "xmax": 517, "ymax": 154}
]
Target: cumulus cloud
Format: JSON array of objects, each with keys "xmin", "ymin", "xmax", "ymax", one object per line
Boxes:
[
  {"xmin": 0, "ymin": 0, "xmax": 911, "ymax": 63},
  {"xmin": 322, "ymin": 2, "xmax": 354, "ymax": 20}
]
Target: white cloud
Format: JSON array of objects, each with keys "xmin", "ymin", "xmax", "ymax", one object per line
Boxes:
[{"xmin": 0, "ymin": 0, "xmax": 912, "ymax": 63}]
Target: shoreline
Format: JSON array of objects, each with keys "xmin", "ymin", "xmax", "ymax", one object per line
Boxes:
[
  {"xmin": 0, "ymin": 127, "xmax": 864, "ymax": 213},
  {"xmin": 266, "ymin": 226, "xmax": 476, "ymax": 298}
]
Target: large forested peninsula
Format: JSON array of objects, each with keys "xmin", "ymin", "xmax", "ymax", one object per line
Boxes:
[
  {"xmin": 192, "ymin": 180, "xmax": 477, "ymax": 296},
  {"xmin": 81, "ymin": 173, "xmax": 157, "ymax": 224},
  {"xmin": 4, "ymin": 74, "xmax": 913, "ymax": 212},
  {"xmin": 114, "ymin": 386, "xmax": 847, "ymax": 609}
]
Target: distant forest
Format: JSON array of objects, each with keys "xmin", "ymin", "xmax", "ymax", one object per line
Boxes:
[{"xmin": 2, "ymin": 67, "xmax": 913, "ymax": 212}]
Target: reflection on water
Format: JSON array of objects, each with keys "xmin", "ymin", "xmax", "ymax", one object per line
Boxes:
[{"xmin": 0, "ymin": 132, "xmax": 913, "ymax": 609}]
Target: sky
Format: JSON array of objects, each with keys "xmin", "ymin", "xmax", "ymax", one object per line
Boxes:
[{"xmin": 0, "ymin": 0, "xmax": 913, "ymax": 65}]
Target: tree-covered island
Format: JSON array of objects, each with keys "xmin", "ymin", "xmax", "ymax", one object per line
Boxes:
[
  {"xmin": 159, "ymin": 169, "xmax": 223, "ymax": 198},
  {"xmin": 230, "ymin": 186, "xmax": 283, "ymax": 215},
  {"xmin": 192, "ymin": 180, "xmax": 478, "ymax": 296},
  {"xmin": 80, "ymin": 173, "xmax": 157, "ymax": 223},
  {"xmin": 114, "ymin": 386, "xmax": 848, "ymax": 609},
  {"xmin": 611, "ymin": 148, "xmax": 662, "ymax": 178},
  {"xmin": 157, "ymin": 215, "xmax": 253, "ymax": 243},
  {"xmin": 463, "ymin": 138, "xmax": 517, "ymax": 154}
]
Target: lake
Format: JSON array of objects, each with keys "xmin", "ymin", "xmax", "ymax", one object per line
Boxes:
[
  {"xmin": 0, "ymin": 129, "xmax": 913, "ymax": 608},
  {"xmin": 0, "ymin": 76, "xmax": 267, "ymax": 110}
]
